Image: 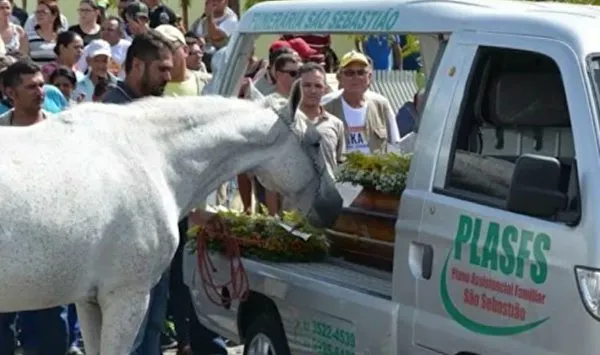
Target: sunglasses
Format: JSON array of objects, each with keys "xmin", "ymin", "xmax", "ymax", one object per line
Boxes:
[
  {"xmin": 279, "ymin": 69, "xmax": 298, "ymax": 78},
  {"xmin": 342, "ymin": 68, "xmax": 368, "ymax": 77}
]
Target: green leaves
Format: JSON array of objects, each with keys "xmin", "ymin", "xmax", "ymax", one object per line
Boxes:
[
  {"xmin": 188, "ymin": 207, "xmax": 330, "ymax": 262},
  {"xmin": 336, "ymin": 152, "xmax": 412, "ymax": 195}
]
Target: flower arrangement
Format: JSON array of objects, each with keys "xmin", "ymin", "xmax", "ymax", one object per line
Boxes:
[
  {"xmin": 188, "ymin": 207, "xmax": 329, "ymax": 262},
  {"xmin": 336, "ymin": 151, "xmax": 412, "ymax": 196}
]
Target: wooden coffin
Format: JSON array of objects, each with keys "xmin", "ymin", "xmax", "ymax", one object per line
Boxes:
[{"xmin": 327, "ymin": 188, "xmax": 400, "ymax": 272}]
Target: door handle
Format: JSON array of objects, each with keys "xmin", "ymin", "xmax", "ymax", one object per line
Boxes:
[{"xmin": 409, "ymin": 242, "xmax": 434, "ymax": 280}]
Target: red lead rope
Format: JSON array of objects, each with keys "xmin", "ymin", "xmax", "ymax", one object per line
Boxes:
[{"xmin": 196, "ymin": 215, "xmax": 249, "ymax": 306}]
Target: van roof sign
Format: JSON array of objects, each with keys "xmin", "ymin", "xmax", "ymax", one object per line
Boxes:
[
  {"xmin": 247, "ymin": 9, "xmax": 401, "ymax": 32},
  {"xmin": 237, "ymin": 0, "xmax": 600, "ymax": 46}
]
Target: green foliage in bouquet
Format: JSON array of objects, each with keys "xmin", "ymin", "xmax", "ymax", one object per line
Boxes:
[
  {"xmin": 336, "ymin": 151, "xmax": 412, "ymax": 195},
  {"xmin": 188, "ymin": 208, "xmax": 329, "ymax": 262}
]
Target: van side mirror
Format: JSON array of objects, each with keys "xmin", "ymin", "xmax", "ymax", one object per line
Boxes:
[{"xmin": 506, "ymin": 154, "xmax": 567, "ymax": 218}]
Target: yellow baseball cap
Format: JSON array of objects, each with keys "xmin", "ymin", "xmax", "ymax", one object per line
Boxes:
[
  {"xmin": 339, "ymin": 50, "xmax": 370, "ymax": 68},
  {"xmin": 155, "ymin": 24, "xmax": 186, "ymax": 47}
]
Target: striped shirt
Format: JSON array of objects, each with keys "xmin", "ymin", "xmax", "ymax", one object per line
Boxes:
[{"xmin": 28, "ymin": 32, "xmax": 56, "ymax": 65}]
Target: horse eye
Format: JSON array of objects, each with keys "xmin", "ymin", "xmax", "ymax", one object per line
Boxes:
[{"xmin": 313, "ymin": 142, "xmax": 320, "ymax": 148}]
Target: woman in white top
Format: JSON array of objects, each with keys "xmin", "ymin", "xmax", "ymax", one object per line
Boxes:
[
  {"xmin": 23, "ymin": 1, "xmax": 68, "ymax": 35},
  {"xmin": 27, "ymin": 1, "xmax": 61, "ymax": 65},
  {"xmin": 0, "ymin": 0, "xmax": 26, "ymax": 55}
]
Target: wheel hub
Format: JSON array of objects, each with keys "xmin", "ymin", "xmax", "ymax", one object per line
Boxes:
[{"xmin": 247, "ymin": 332, "xmax": 277, "ymax": 355}]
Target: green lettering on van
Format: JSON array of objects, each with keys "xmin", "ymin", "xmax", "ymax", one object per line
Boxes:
[
  {"xmin": 499, "ymin": 225, "xmax": 518, "ymax": 275},
  {"xmin": 452, "ymin": 214, "xmax": 550, "ymax": 284},
  {"xmin": 531, "ymin": 233, "xmax": 551, "ymax": 284},
  {"xmin": 481, "ymin": 222, "xmax": 500, "ymax": 271},
  {"xmin": 248, "ymin": 9, "xmax": 400, "ymax": 32}
]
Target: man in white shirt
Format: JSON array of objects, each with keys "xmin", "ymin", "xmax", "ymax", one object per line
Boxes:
[
  {"xmin": 78, "ymin": 16, "xmax": 131, "ymax": 79},
  {"xmin": 189, "ymin": 0, "xmax": 238, "ymax": 70},
  {"xmin": 322, "ymin": 51, "xmax": 400, "ymax": 154}
]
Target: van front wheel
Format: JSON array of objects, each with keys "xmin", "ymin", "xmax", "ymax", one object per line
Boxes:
[{"xmin": 243, "ymin": 314, "xmax": 291, "ymax": 355}]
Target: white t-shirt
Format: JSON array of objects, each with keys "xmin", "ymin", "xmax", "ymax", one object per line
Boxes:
[
  {"xmin": 24, "ymin": 13, "xmax": 68, "ymax": 36},
  {"xmin": 322, "ymin": 90, "xmax": 401, "ymax": 144},
  {"xmin": 342, "ymin": 97, "xmax": 369, "ymax": 153},
  {"xmin": 77, "ymin": 39, "xmax": 131, "ymax": 79},
  {"xmin": 193, "ymin": 7, "xmax": 239, "ymax": 38}
]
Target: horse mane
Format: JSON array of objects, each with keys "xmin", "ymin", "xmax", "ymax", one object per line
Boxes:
[
  {"xmin": 254, "ymin": 79, "xmax": 303, "ymax": 126},
  {"xmin": 56, "ymin": 95, "xmax": 275, "ymax": 129}
]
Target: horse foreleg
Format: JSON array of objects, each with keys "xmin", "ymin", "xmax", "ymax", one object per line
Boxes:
[
  {"xmin": 75, "ymin": 300, "xmax": 102, "ymax": 355},
  {"xmin": 98, "ymin": 287, "xmax": 150, "ymax": 355}
]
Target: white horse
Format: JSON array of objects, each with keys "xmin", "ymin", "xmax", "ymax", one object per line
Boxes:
[{"xmin": 0, "ymin": 95, "xmax": 342, "ymax": 354}]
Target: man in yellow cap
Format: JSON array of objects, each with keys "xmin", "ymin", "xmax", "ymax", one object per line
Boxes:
[{"xmin": 322, "ymin": 50, "xmax": 400, "ymax": 154}]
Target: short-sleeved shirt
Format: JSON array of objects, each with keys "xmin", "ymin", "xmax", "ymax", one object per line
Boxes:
[
  {"xmin": 74, "ymin": 73, "xmax": 119, "ymax": 102},
  {"xmin": 254, "ymin": 73, "xmax": 276, "ymax": 96},
  {"xmin": 296, "ymin": 108, "xmax": 346, "ymax": 169},
  {"xmin": 191, "ymin": 7, "xmax": 238, "ymax": 51},
  {"xmin": 264, "ymin": 91, "xmax": 288, "ymax": 112},
  {"xmin": 148, "ymin": 4, "xmax": 177, "ymax": 28},
  {"xmin": 43, "ymin": 84, "xmax": 69, "ymax": 113},
  {"xmin": 27, "ymin": 32, "xmax": 56, "ymax": 65},
  {"xmin": 0, "ymin": 85, "xmax": 67, "ymax": 115},
  {"xmin": 163, "ymin": 70, "xmax": 211, "ymax": 97},
  {"xmin": 103, "ymin": 81, "xmax": 140, "ymax": 104},
  {"xmin": 0, "ymin": 108, "xmax": 53, "ymax": 126},
  {"xmin": 68, "ymin": 24, "xmax": 101, "ymax": 46},
  {"xmin": 24, "ymin": 13, "xmax": 68, "ymax": 36}
]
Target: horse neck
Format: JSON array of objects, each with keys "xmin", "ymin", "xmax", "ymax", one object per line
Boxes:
[{"xmin": 149, "ymin": 108, "xmax": 283, "ymax": 219}]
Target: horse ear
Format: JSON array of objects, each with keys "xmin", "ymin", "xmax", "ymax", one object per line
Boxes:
[{"xmin": 287, "ymin": 79, "xmax": 302, "ymax": 120}]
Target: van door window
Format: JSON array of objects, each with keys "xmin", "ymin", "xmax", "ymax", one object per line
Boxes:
[{"xmin": 440, "ymin": 46, "xmax": 581, "ymax": 224}]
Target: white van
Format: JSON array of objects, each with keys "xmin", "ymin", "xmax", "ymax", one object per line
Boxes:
[{"xmin": 184, "ymin": 0, "xmax": 600, "ymax": 354}]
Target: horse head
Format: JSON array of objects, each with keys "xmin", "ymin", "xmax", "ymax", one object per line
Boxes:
[{"xmin": 252, "ymin": 80, "xmax": 343, "ymax": 228}]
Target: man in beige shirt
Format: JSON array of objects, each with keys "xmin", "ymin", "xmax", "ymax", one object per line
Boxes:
[
  {"xmin": 295, "ymin": 62, "xmax": 345, "ymax": 169},
  {"xmin": 322, "ymin": 51, "xmax": 401, "ymax": 154}
]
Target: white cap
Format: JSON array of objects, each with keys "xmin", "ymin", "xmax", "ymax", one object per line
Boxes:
[{"xmin": 86, "ymin": 39, "xmax": 111, "ymax": 59}]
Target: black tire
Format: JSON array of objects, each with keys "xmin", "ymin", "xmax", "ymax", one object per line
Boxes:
[
  {"xmin": 189, "ymin": 311, "xmax": 228, "ymax": 355},
  {"xmin": 243, "ymin": 314, "xmax": 291, "ymax": 355}
]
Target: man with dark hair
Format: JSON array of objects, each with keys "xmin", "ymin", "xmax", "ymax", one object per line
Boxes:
[
  {"xmin": 124, "ymin": 1, "xmax": 150, "ymax": 38},
  {"xmin": 103, "ymin": 29, "xmax": 173, "ymax": 103},
  {"xmin": 184, "ymin": 31, "xmax": 206, "ymax": 72},
  {"xmin": 296, "ymin": 62, "xmax": 345, "ymax": 169},
  {"xmin": 0, "ymin": 59, "xmax": 70, "ymax": 355},
  {"xmin": 1, "ymin": 60, "xmax": 50, "ymax": 125},
  {"xmin": 263, "ymin": 53, "xmax": 300, "ymax": 111},
  {"xmin": 102, "ymin": 31, "xmax": 173, "ymax": 355},
  {"xmin": 254, "ymin": 44, "xmax": 297, "ymax": 95}
]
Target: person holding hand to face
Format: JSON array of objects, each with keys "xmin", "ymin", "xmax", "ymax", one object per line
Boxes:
[{"xmin": 189, "ymin": 0, "xmax": 238, "ymax": 71}]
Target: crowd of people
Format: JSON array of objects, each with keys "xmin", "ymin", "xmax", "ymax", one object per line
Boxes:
[{"xmin": 0, "ymin": 0, "xmax": 421, "ymax": 354}]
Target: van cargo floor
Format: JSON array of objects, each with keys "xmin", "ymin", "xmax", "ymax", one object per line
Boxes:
[{"xmin": 255, "ymin": 257, "xmax": 393, "ymax": 299}]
